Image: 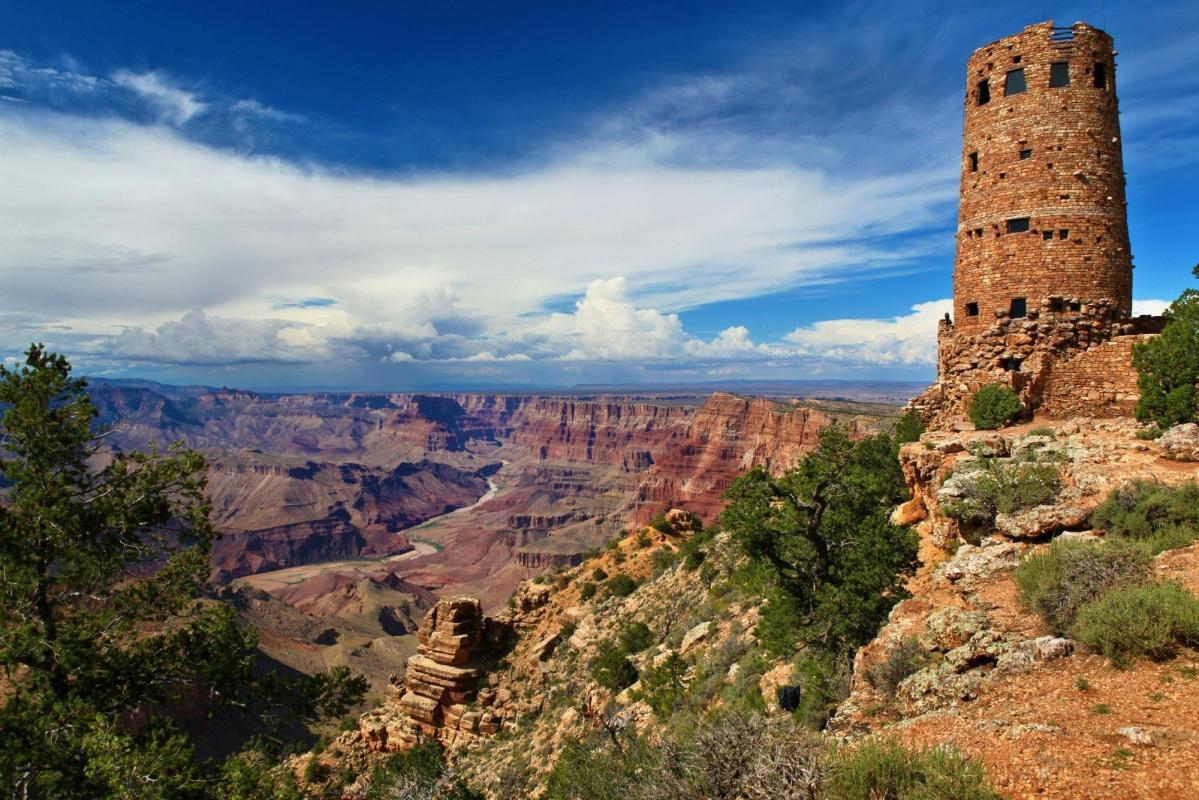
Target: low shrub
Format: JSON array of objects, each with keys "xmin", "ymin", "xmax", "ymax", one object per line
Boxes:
[
  {"xmin": 636, "ymin": 651, "xmax": 688, "ymax": 717},
  {"xmin": 1014, "ymin": 538, "xmax": 1151, "ymax": 635},
  {"xmin": 1075, "ymin": 581, "xmax": 1199, "ymax": 667},
  {"xmin": 606, "ymin": 573, "xmax": 637, "ymax": 598},
  {"xmin": 942, "ymin": 451, "xmax": 1062, "ymax": 527},
  {"xmin": 559, "ymin": 620, "xmax": 577, "ymax": 641},
  {"xmin": 828, "ymin": 739, "xmax": 1002, "ymax": 800},
  {"xmin": 578, "ymin": 582, "xmax": 596, "ymax": 601},
  {"xmin": 591, "ymin": 567, "xmax": 608, "ymax": 582},
  {"xmin": 894, "ymin": 409, "xmax": 926, "ymax": 445},
  {"xmin": 679, "ymin": 526, "xmax": 718, "ymax": 571},
  {"xmin": 864, "ymin": 636, "xmax": 925, "ymax": 697},
  {"xmin": 1091, "ymin": 481, "xmax": 1199, "ymax": 549},
  {"xmin": 635, "ymin": 531, "xmax": 651, "ymax": 548},
  {"xmin": 967, "ymin": 384, "xmax": 1023, "ymax": 430},
  {"xmin": 590, "ymin": 644, "xmax": 638, "ymax": 692},
  {"xmin": 648, "ymin": 514, "xmax": 673, "ymax": 534},
  {"xmin": 617, "ymin": 621, "xmax": 655, "ymax": 653},
  {"xmin": 650, "ymin": 548, "xmax": 679, "ymax": 577},
  {"xmin": 1028, "ymin": 425, "xmax": 1057, "ymax": 437}
]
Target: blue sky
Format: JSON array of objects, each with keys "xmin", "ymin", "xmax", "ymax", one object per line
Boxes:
[{"xmin": 1, "ymin": 0, "xmax": 1195, "ymax": 389}]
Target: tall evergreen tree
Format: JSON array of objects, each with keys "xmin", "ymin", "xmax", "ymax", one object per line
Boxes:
[
  {"xmin": 1133, "ymin": 264, "xmax": 1199, "ymax": 429},
  {"xmin": 0, "ymin": 346, "xmax": 364, "ymax": 799}
]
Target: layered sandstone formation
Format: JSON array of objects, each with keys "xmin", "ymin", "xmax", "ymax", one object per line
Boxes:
[{"xmin": 359, "ymin": 596, "xmax": 509, "ymax": 751}]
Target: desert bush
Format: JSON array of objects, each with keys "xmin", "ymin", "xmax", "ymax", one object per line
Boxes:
[
  {"xmin": 865, "ymin": 636, "xmax": 925, "ymax": 697},
  {"xmin": 650, "ymin": 548, "xmax": 678, "ymax": 577},
  {"xmin": 605, "ymin": 573, "xmax": 637, "ymax": 598},
  {"xmin": 1014, "ymin": 538, "xmax": 1150, "ymax": 634},
  {"xmin": 1028, "ymin": 425, "xmax": 1057, "ymax": 437},
  {"xmin": 366, "ymin": 740, "xmax": 483, "ymax": 800},
  {"xmin": 791, "ymin": 652, "xmax": 854, "ymax": 730},
  {"xmin": 591, "ymin": 567, "xmax": 608, "ymax": 582},
  {"xmin": 942, "ymin": 451, "xmax": 1062, "ymax": 527},
  {"xmin": 590, "ymin": 644, "xmax": 637, "ymax": 692},
  {"xmin": 617, "ymin": 621, "xmax": 654, "ymax": 653},
  {"xmin": 578, "ymin": 582, "xmax": 597, "ymax": 601},
  {"xmin": 894, "ymin": 408, "xmax": 926, "ymax": 444},
  {"xmin": 827, "ymin": 739, "xmax": 1001, "ymax": 800},
  {"xmin": 636, "ymin": 651, "xmax": 688, "ymax": 718},
  {"xmin": 1091, "ymin": 481, "xmax": 1199, "ymax": 554},
  {"xmin": 679, "ymin": 526, "xmax": 718, "ymax": 571},
  {"xmin": 635, "ymin": 531, "xmax": 651, "ymax": 548},
  {"xmin": 967, "ymin": 383, "xmax": 1023, "ymax": 429},
  {"xmin": 1133, "ymin": 265, "xmax": 1199, "ymax": 428},
  {"xmin": 559, "ymin": 621, "xmax": 577, "ymax": 641},
  {"xmin": 1075, "ymin": 581, "xmax": 1199, "ymax": 667}
]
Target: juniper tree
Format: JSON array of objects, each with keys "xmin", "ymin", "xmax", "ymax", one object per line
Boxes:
[
  {"xmin": 1133, "ymin": 264, "xmax": 1199, "ymax": 429},
  {"xmin": 0, "ymin": 345, "xmax": 364, "ymax": 799}
]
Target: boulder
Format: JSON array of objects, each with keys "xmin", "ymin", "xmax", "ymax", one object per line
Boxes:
[{"xmin": 1160, "ymin": 423, "xmax": 1199, "ymax": 461}]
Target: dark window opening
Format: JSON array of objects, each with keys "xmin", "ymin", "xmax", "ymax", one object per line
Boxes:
[
  {"xmin": 1050, "ymin": 299, "xmax": 1065, "ymax": 312},
  {"xmin": 1094, "ymin": 62, "xmax": 1107, "ymax": 89},
  {"xmin": 1007, "ymin": 217, "xmax": 1030, "ymax": 234},
  {"xmin": 1005, "ymin": 68, "xmax": 1027, "ymax": 95},
  {"xmin": 975, "ymin": 228, "xmax": 983, "ymax": 237},
  {"xmin": 1069, "ymin": 301, "xmax": 1082, "ymax": 312},
  {"xmin": 1047, "ymin": 162, "xmax": 1054, "ymax": 169},
  {"xmin": 1002, "ymin": 357, "xmax": 1023, "ymax": 372},
  {"xmin": 1049, "ymin": 62, "xmax": 1071, "ymax": 88},
  {"xmin": 1010, "ymin": 298, "xmax": 1027, "ymax": 318},
  {"xmin": 977, "ymin": 78, "xmax": 991, "ymax": 105},
  {"xmin": 1043, "ymin": 231, "xmax": 1054, "ymax": 241},
  {"xmin": 969, "ymin": 151, "xmax": 979, "ymax": 171},
  {"xmin": 999, "ymin": 172, "xmax": 1006, "ymax": 179},
  {"xmin": 1013, "ymin": 55, "xmax": 1022, "ymax": 64},
  {"xmin": 966, "ymin": 302, "xmax": 979, "ymax": 316},
  {"xmin": 1019, "ymin": 148, "xmax": 1032, "ymax": 160},
  {"xmin": 1059, "ymin": 229, "xmax": 1069, "ymax": 240}
]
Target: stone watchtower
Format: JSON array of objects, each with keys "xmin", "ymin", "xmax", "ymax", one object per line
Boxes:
[{"xmin": 916, "ymin": 21, "xmax": 1163, "ymax": 427}]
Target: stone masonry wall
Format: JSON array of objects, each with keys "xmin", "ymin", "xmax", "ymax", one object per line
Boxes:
[
  {"xmin": 1039, "ymin": 335, "xmax": 1148, "ymax": 418},
  {"xmin": 953, "ymin": 21, "xmax": 1131, "ymax": 335}
]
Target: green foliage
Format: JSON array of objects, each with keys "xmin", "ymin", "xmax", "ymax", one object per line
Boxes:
[
  {"xmin": 1091, "ymin": 481, "xmax": 1199, "ymax": 554},
  {"xmin": 635, "ymin": 530, "xmax": 651, "ymax": 548},
  {"xmin": 1075, "ymin": 581, "xmax": 1199, "ymax": 667},
  {"xmin": 967, "ymin": 383, "xmax": 1024, "ymax": 429},
  {"xmin": 865, "ymin": 636, "xmax": 925, "ymax": 698},
  {"xmin": 216, "ymin": 749, "xmax": 304, "ymax": 800},
  {"xmin": 1014, "ymin": 538, "xmax": 1151, "ymax": 635},
  {"xmin": 828, "ymin": 739, "xmax": 1002, "ymax": 800},
  {"xmin": 543, "ymin": 736, "xmax": 652, "ymax": 800},
  {"xmin": 0, "ymin": 346, "xmax": 366, "ymax": 799},
  {"xmin": 617, "ymin": 621, "xmax": 654, "ymax": 653},
  {"xmin": 721, "ymin": 426, "xmax": 918, "ymax": 659},
  {"xmin": 591, "ymin": 566, "xmax": 609, "ymax": 582},
  {"xmin": 791, "ymin": 652, "xmax": 852, "ymax": 730},
  {"xmin": 637, "ymin": 651, "xmax": 688, "ymax": 717},
  {"xmin": 650, "ymin": 547, "xmax": 678, "ymax": 577},
  {"xmin": 590, "ymin": 644, "xmax": 638, "ymax": 692},
  {"xmin": 894, "ymin": 409, "xmax": 926, "ymax": 445},
  {"xmin": 678, "ymin": 526, "xmax": 718, "ymax": 571},
  {"xmin": 941, "ymin": 451, "xmax": 1063, "ymax": 527},
  {"xmin": 605, "ymin": 573, "xmax": 637, "ymax": 598},
  {"xmin": 1028, "ymin": 425, "xmax": 1057, "ymax": 437},
  {"xmin": 365, "ymin": 739, "xmax": 483, "ymax": 800},
  {"xmin": 578, "ymin": 582, "xmax": 597, "ymax": 601},
  {"xmin": 1133, "ymin": 271, "xmax": 1199, "ymax": 428},
  {"xmin": 647, "ymin": 514, "xmax": 673, "ymax": 534},
  {"xmin": 559, "ymin": 620, "xmax": 578, "ymax": 640}
]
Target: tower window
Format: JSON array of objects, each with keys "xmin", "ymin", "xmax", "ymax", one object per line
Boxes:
[
  {"xmin": 1059, "ymin": 229, "xmax": 1069, "ymax": 240},
  {"xmin": 975, "ymin": 228, "xmax": 983, "ymax": 237},
  {"xmin": 1049, "ymin": 62, "xmax": 1070, "ymax": 87},
  {"xmin": 1005, "ymin": 68, "xmax": 1027, "ymax": 95},
  {"xmin": 977, "ymin": 78, "xmax": 991, "ymax": 105},
  {"xmin": 969, "ymin": 151, "xmax": 979, "ymax": 171},
  {"xmin": 1006, "ymin": 217, "xmax": 1030, "ymax": 234},
  {"xmin": 1019, "ymin": 148, "xmax": 1032, "ymax": 160},
  {"xmin": 1094, "ymin": 62, "xmax": 1107, "ymax": 89},
  {"xmin": 1043, "ymin": 231, "xmax": 1053, "ymax": 241},
  {"xmin": 1010, "ymin": 298, "xmax": 1027, "ymax": 318},
  {"xmin": 966, "ymin": 302, "xmax": 979, "ymax": 316},
  {"xmin": 1069, "ymin": 301, "xmax": 1082, "ymax": 312},
  {"xmin": 1050, "ymin": 299, "xmax": 1065, "ymax": 312},
  {"xmin": 1002, "ymin": 357, "xmax": 1023, "ymax": 371}
]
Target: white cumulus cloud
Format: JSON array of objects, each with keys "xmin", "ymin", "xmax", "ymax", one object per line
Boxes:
[
  {"xmin": 783, "ymin": 299, "xmax": 952, "ymax": 365},
  {"xmin": 111, "ymin": 70, "xmax": 206, "ymax": 124}
]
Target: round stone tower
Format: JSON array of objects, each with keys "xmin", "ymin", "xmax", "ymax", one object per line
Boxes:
[{"xmin": 952, "ymin": 20, "xmax": 1131, "ymax": 334}]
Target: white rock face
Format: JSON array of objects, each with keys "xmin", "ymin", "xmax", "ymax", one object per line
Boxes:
[{"xmin": 1160, "ymin": 423, "xmax": 1199, "ymax": 461}]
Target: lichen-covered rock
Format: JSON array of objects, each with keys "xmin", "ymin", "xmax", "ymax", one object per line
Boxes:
[
  {"xmin": 994, "ymin": 503, "xmax": 1092, "ymax": 539},
  {"xmin": 1160, "ymin": 423, "xmax": 1199, "ymax": 461}
]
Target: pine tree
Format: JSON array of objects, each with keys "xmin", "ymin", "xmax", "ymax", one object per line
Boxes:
[{"xmin": 0, "ymin": 346, "xmax": 364, "ymax": 799}]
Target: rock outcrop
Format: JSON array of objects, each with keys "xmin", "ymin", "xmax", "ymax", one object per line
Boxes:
[{"xmin": 360, "ymin": 596, "xmax": 506, "ymax": 751}]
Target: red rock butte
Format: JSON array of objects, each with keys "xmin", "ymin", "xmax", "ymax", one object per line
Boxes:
[{"xmin": 915, "ymin": 21, "xmax": 1166, "ymax": 427}]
